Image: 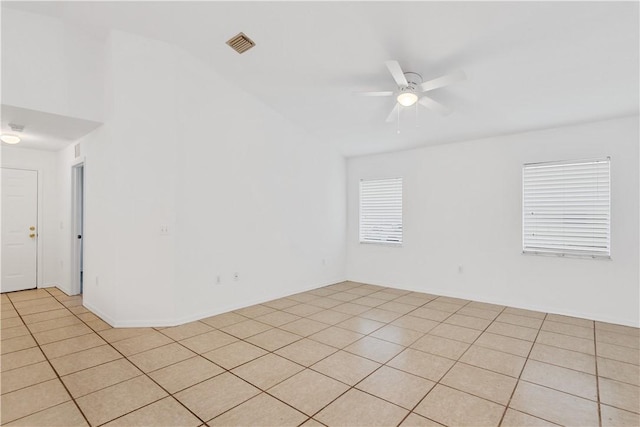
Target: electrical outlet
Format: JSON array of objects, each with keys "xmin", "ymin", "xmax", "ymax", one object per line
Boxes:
[{"xmin": 160, "ymin": 225, "xmax": 170, "ymax": 235}]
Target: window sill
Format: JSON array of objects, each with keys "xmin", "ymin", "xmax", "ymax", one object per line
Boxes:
[
  {"xmin": 522, "ymin": 250, "xmax": 611, "ymax": 260},
  {"xmin": 359, "ymin": 241, "xmax": 403, "ymax": 247}
]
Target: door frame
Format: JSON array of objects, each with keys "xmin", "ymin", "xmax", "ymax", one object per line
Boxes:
[{"xmin": 71, "ymin": 160, "xmax": 85, "ymax": 295}]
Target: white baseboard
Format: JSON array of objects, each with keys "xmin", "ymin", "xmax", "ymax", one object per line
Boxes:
[
  {"xmin": 170, "ymin": 277, "xmax": 346, "ymax": 327},
  {"xmin": 354, "ymin": 279, "xmax": 640, "ymax": 328},
  {"xmin": 82, "ymin": 300, "xmax": 117, "ymax": 327},
  {"xmin": 71, "ymin": 275, "xmax": 638, "ymax": 329},
  {"xmin": 94, "ymin": 276, "xmax": 347, "ymax": 328}
]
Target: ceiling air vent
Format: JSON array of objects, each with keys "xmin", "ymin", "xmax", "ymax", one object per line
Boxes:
[
  {"xmin": 226, "ymin": 32, "xmax": 255, "ymax": 54},
  {"xmin": 9, "ymin": 123, "xmax": 24, "ymax": 132}
]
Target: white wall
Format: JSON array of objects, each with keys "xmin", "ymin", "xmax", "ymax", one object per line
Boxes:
[
  {"xmin": 76, "ymin": 30, "xmax": 346, "ymax": 326},
  {"xmin": 1, "ymin": 7, "xmax": 104, "ymax": 122},
  {"xmin": 1, "ymin": 146, "xmax": 61, "ymax": 289},
  {"xmin": 172, "ymin": 48, "xmax": 346, "ymax": 323},
  {"xmin": 347, "ymin": 116, "xmax": 640, "ymax": 327},
  {"xmin": 73, "ymin": 126, "xmax": 119, "ymax": 322}
]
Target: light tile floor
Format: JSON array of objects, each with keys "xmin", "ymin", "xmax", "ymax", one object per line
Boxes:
[{"xmin": 1, "ymin": 282, "xmax": 639, "ymax": 426}]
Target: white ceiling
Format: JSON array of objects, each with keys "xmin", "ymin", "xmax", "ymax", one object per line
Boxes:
[
  {"xmin": 4, "ymin": 1, "xmax": 639, "ymax": 157},
  {"xmin": 1, "ymin": 105, "xmax": 102, "ymax": 151}
]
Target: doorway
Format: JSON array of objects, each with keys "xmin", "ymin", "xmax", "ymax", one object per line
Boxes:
[
  {"xmin": 71, "ymin": 163, "xmax": 84, "ymax": 294},
  {"xmin": 1, "ymin": 168, "xmax": 38, "ymax": 292}
]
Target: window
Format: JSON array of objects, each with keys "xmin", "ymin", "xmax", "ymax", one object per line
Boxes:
[
  {"xmin": 359, "ymin": 177, "xmax": 403, "ymax": 245},
  {"xmin": 522, "ymin": 158, "xmax": 610, "ymax": 258}
]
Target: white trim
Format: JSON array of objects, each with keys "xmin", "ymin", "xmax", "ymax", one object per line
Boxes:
[
  {"xmin": 78, "ymin": 276, "xmax": 638, "ymax": 328},
  {"xmin": 82, "ymin": 300, "xmax": 117, "ymax": 327},
  {"xmin": 523, "ymin": 156, "xmax": 612, "ymax": 167},
  {"xmin": 521, "ymin": 251, "xmax": 611, "ymax": 260},
  {"xmin": 71, "ymin": 156, "xmax": 85, "ymax": 168},
  {"xmin": 172, "ymin": 278, "xmax": 342, "ymax": 326},
  {"xmin": 346, "ymin": 279, "xmax": 640, "ymax": 328},
  {"xmin": 96, "ymin": 277, "xmax": 346, "ymax": 328},
  {"xmin": 359, "ymin": 241, "xmax": 403, "ymax": 247}
]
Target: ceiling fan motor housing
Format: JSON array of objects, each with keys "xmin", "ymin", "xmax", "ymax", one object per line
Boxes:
[{"xmin": 402, "ymin": 72, "xmax": 423, "ymax": 91}]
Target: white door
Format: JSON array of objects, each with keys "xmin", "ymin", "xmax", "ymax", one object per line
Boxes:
[{"xmin": 1, "ymin": 168, "xmax": 38, "ymax": 292}]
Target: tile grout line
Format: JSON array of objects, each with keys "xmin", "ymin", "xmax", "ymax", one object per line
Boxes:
[
  {"xmin": 394, "ymin": 300, "xmax": 508, "ymax": 426},
  {"xmin": 186, "ymin": 288, "xmax": 563, "ymax": 426},
  {"xmin": 594, "ymin": 320, "xmax": 603, "ymax": 427},
  {"xmin": 24, "ymin": 326, "xmax": 173, "ymax": 377},
  {"xmin": 481, "ymin": 329, "xmax": 596, "ymax": 358},
  {"xmin": 0, "ymin": 289, "xmax": 581, "ymax": 413},
  {"xmin": 23, "ymin": 291, "xmax": 208, "ymax": 425},
  {"xmin": 215, "ymin": 306, "xmax": 340, "ymax": 343},
  {"xmin": 192, "ymin": 309, "xmax": 359, "ymax": 424},
  {"xmin": 196, "ymin": 296, "xmax": 364, "ymax": 423},
  {"xmin": 44, "ymin": 288, "xmax": 210, "ymax": 427},
  {"xmin": 2, "ymin": 289, "xmax": 93, "ymax": 427},
  {"xmin": 208, "ymin": 285, "xmax": 423, "ymax": 425},
  {"xmin": 499, "ymin": 317, "xmax": 609, "ymax": 424},
  {"xmin": 190, "ymin": 284, "xmax": 382, "ymax": 425},
  {"xmin": 148, "ymin": 294, "xmax": 377, "ymax": 426},
  {"xmin": 207, "ymin": 285, "xmax": 430, "ymax": 425},
  {"xmin": 67, "ymin": 289, "xmax": 640, "ymax": 422},
  {"xmin": 513, "ymin": 378, "xmax": 602, "ymax": 406},
  {"xmin": 485, "ymin": 318, "xmax": 606, "ymax": 411},
  {"xmin": 496, "ymin": 312, "xmax": 548, "ymax": 427},
  {"xmin": 213, "ymin": 368, "xmax": 310, "ymax": 424},
  {"xmin": 4, "ymin": 284, "xmax": 635, "ymax": 426},
  {"xmin": 273, "ymin": 286, "xmax": 430, "ymax": 425}
]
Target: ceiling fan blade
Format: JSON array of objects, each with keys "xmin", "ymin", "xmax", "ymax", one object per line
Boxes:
[
  {"xmin": 418, "ymin": 96, "xmax": 452, "ymax": 116},
  {"xmin": 418, "ymin": 70, "xmax": 466, "ymax": 92},
  {"xmin": 353, "ymin": 91, "xmax": 394, "ymax": 97},
  {"xmin": 385, "ymin": 60, "xmax": 408, "ymax": 87},
  {"xmin": 385, "ymin": 103, "xmax": 400, "ymax": 122}
]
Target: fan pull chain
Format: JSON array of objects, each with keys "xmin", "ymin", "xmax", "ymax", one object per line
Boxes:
[
  {"xmin": 397, "ymin": 104, "xmax": 400, "ymax": 134},
  {"xmin": 415, "ymin": 102, "xmax": 419, "ymax": 127}
]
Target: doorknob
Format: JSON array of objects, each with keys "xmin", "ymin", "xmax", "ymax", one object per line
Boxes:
[
  {"xmin": 29, "ymin": 226, "xmax": 35, "ymax": 231},
  {"xmin": 29, "ymin": 233, "xmax": 36, "ymax": 238}
]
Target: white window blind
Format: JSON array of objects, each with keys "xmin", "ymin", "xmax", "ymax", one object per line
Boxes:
[
  {"xmin": 522, "ymin": 158, "xmax": 610, "ymax": 258},
  {"xmin": 359, "ymin": 177, "xmax": 403, "ymax": 245}
]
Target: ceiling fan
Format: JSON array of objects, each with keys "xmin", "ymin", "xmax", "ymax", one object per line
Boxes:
[{"xmin": 356, "ymin": 60, "xmax": 465, "ymax": 122}]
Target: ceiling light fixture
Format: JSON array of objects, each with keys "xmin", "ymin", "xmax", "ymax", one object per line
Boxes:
[
  {"xmin": 397, "ymin": 91, "xmax": 418, "ymax": 107},
  {"xmin": 1, "ymin": 134, "xmax": 21, "ymax": 144}
]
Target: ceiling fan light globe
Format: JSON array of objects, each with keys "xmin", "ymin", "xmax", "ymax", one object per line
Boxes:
[
  {"xmin": 397, "ymin": 92, "xmax": 418, "ymax": 107},
  {"xmin": 1, "ymin": 134, "xmax": 21, "ymax": 144}
]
